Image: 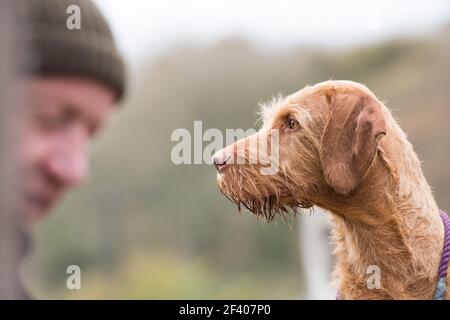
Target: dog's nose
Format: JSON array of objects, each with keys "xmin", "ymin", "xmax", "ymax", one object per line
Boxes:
[{"xmin": 212, "ymin": 151, "xmax": 232, "ymax": 172}]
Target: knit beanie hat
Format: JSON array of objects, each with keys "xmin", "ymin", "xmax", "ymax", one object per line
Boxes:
[{"xmin": 25, "ymin": 0, "xmax": 126, "ymax": 101}]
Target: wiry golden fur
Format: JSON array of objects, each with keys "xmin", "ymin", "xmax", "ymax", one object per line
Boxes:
[{"xmin": 214, "ymin": 80, "xmax": 449, "ymax": 299}]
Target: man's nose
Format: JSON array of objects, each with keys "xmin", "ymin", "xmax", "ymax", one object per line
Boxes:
[
  {"xmin": 212, "ymin": 149, "xmax": 232, "ymax": 172},
  {"xmin": 46, "ymin": 132, "xmax": 89, "ymax": 187}
]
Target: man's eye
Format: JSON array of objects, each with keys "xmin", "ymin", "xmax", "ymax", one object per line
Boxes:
[
  {"xmin": 287, "ymin": 118, "xmax": 300, "ymax": 130},
  {"xmin": 33, "ymin": 111, "xmax": 71, "ymax": 131}
]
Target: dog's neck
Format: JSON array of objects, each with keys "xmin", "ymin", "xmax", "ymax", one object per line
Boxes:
[{"xmin": 318, "ymin": 127, "xmax": 445, "ymax": 299}]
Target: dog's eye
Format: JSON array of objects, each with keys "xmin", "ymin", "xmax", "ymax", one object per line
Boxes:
[{"xmin": 287, "ymin": 118, "xmax": 299, "ymax": 130}]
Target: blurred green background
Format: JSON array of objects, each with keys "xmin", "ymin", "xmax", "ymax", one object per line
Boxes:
[{"xmin": 24, "ymin": 19, "xmax": 450, "ymax": 298}]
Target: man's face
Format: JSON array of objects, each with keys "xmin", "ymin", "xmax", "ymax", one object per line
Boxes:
[{"xmin": 16, "ymin": 77, "xmax": 116, "ymax": 224}]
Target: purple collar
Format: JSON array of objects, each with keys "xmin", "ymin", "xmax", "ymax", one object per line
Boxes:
[{"xmin": 434, "ymin": 210, "xmax": 450, "ymax": 300}]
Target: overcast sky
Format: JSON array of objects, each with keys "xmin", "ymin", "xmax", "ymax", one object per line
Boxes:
[{"xmin": 95, "ymin": 0, "xmax": 450, "ymax": 62}]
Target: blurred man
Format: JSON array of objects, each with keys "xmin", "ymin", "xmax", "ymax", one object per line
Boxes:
[
  {"xmin": 17, "ymin": 0, "xmax": 125, "ymax": 224},
  {"xmin": 0, "ymin": 0, "xmax": 125, "ymax": 298}
]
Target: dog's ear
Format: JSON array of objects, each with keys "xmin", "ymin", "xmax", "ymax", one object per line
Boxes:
[{"xmin": 321, "ymin": 88, "xmax": 387, "ymax": 195}]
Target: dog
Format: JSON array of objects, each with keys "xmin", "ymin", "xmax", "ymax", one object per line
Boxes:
[{"xmin": 212, "ymin": 80, "xmax": 449, "ymax": 299}]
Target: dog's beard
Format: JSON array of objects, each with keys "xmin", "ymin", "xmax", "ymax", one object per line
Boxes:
[{"xmin": 217, "ymin": 164, "xmax": 313, "ymax": 222}]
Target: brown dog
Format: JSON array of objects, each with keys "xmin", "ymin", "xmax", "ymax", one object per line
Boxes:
[{"xmin": 212, "ymin": 80, "xmax": 449, "ymax": 299}]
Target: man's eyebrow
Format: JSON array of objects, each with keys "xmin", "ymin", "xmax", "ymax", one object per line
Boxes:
[
  {"xmin": 28, "ymin": 92, "xmax": 103, "ymax": 135},
  {"xmin": 27, "ymin": 92, "xmax": 58, "ymax": 105}
]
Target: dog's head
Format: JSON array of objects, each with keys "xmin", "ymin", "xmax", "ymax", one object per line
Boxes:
[{"xmin": 213, "ymin": 81, "xmax": 388, "ymax": 221}]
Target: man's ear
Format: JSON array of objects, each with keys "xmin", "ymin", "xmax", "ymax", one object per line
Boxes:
[{"xmin": 320, "ymin": 88, "xmax": 387, "ymax": 195}]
